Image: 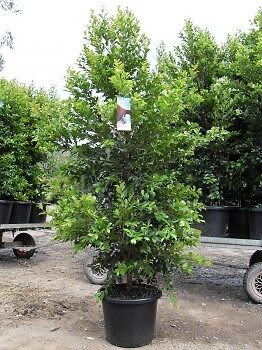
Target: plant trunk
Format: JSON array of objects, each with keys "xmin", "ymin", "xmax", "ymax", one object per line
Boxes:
[{"xmin": 127, "ymin": 272, "xmax": 132, "ymax": 290}]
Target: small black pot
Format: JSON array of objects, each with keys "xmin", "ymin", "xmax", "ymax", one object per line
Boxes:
[
  {"xmin": 29, "ymin": 203, "xmax": 47, "ymax": 223},
  {"xmin": 102, "ymin": 286, "xmax": 162, "ymax": 348},
  {"xmin": 248, "ymin": 208, "xmax": 262, "ymax": 240},
  {"xmin": 9, "ymin": 201, "xmax": 32, "ymax": 224},
  {"xmin": 0, "ymin": 200, "xmax": 13, "ymax": 224},
  {"xmin": 200, "ymin": 206, "xmax": 229, "ymax": 237},
  {"xmin": 227, "ymin": 207, "xmax": 249, "ymax": 239}
]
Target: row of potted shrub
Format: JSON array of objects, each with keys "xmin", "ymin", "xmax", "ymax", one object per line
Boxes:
[
  {"xmin": 199, "ymin": 206, "xmax": 262, "ymax": 240},
  {"xmin": 0, "ymin": 200, "xmax": 47, "ymax": 225}
]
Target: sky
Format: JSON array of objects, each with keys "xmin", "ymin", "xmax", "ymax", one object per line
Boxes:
[{"xmin": 0, "ymin": 0, "xmax": 261, "ymax": 97}]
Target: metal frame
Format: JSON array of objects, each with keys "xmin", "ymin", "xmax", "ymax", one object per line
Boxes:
[
  {"xmin": 200, "ymin": 236, "xmax": 262, "ymax": 249},
  {"xmin": 0, "ymin": 223, "xmax": 50, "ymax": 231},
  {"xmin": 0, "ymin": 223, "xmax": 51, "ymax": 251},
  {"xmin": 200, "ymin": 235, "xmax": 262, "ymax": 303}
]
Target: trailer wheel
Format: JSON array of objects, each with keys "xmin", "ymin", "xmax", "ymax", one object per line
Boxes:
[
  {"xmin": 13, "ymin": 232, "xmax": 36, "ymax": 259},
  {"xmin": 244, "ymin": 262, "xmax": 262, "ymax": 303},
  {"xmin": 249, "ymin": 250, "xmax": 262, "ymax": 266},
  {"xmin": 83, "ymin": 248, "xmax": 108, "ymax": 285}
]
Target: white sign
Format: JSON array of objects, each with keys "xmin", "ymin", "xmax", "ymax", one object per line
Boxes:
[{"xmin": 117, "ymin": 96, "xmax": 131, "ymax": 131}]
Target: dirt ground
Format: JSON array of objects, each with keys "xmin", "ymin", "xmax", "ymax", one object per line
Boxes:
[{"xmin": 0, "ymin": 230, "xmax": 261, "ymax": 350}]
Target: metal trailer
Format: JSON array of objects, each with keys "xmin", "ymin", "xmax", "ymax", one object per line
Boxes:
[
  {"xmin": 200, "ymin": 236, "xmax": 262, "ymax": 303},
  {"xmin": 2, "ymin": 223, "xmax": 261, "ymax": 303},
  {"xmin": 82, "ymin": 236, "xmax": 262, "ymax": 304},
  {"xmin": 0, "ymin": 223, "xmax": 49, "ymax": 259}
]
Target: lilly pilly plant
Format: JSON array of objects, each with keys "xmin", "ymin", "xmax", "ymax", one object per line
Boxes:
[
  {"xmin": 51, "ymin": 8, "xmax": 221, "ymax": 301},
  {"xmin": 0, "ymin": 79, "xmax": 62, "ymax": 201}
]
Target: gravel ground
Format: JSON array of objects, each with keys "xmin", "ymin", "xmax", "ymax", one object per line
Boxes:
[{"xmin": 0, "ymin": 229, "xmax": 261, "ymax": 350}]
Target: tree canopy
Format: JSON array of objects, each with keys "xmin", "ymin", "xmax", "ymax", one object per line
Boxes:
[
  {"xmin": 51, "ymin": 9, "xmax": 223, "ymax": 297},
  {"xmin": 158, "ymin": 9, "xmax": 262, "ymax": 206}
]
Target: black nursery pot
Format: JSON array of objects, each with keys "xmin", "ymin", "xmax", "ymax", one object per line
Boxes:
[
  {"xmin": 227, "ymin": 207, "xmax": 249, "ymax": 239},
  {"xmin": 9, "ymin": 201, "xmax": 32, "ymax": 224},
  {"xmin": 0, "ymin": 200, "xmax": 13, "ymax": 224},
  {"xmin": 102, "ymin": 285, "xmax": 162, "ymax": 348},
  {"xmin": 29, "ymin": 203, "xmax": 47, "ymax": 223},
  {"xmin": 201, "ymin": 206, "xmax": 229, "ymax": 237},
  {"xmin": 248, "ymin": 208, "xmax": 262, "ymax": 240}
]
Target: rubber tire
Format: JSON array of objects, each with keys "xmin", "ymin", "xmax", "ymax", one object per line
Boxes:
[
  {"xmin": 83, "ymin": 248, "xmax": 108, "ymax": 285},
  {"xmin": 13, "ymin": 232, "xmax": 36, "ymax": 259},
  {"xmin": 244, "ymin": 262, "xmax": 262, "ymax": 304},
  {"xmin": 249, "ymin": 250, "xmax": 262, "ymax": 266}
]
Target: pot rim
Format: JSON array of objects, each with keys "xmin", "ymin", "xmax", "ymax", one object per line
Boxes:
[
  {"xmin": 31, "ymin": 202, "xmax": 50, "ymax": 206},
  {"xmin": 247, "ymin": 207, "xmax": 262, "ymax": 212},
  {"xmin": 205, "ymin": 206, "xmax": 230, "ymax": 211},
  {"xmin": 226, "ymin": 207, "xmax": 248, "ymax": 212},
  {"xmin": 102, "ymin": 286, "xmax": 162, "ymax": 305},
  {"xmin": 11, "ymin": 201, "xmax": 32, "ymax": 205}
]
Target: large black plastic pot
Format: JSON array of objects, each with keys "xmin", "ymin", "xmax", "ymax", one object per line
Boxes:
[
  {"xmin": 248, "ymin": 208, "xmax": 262, "ymax": 240},
  {"xmin": 102, "ymin": 286, "xmax": 162, "ymax": 348},
  {"xmin": 200, "ymin": 206, "xmax": 229, "ymax": 237},
  {"xmin": 227, "ymin": 207, "xmax": 249, "ymax": 239},
  {"xmin": 0, "ymin": 200, "xmax": 13, "ymax": 224},
  {"xmin": 9, "ymin": 201, "xmax": 32, "ymax": 224},
  {"xmin": 29, "ymin": 203, "xmax": 47, "ymax": 223}
]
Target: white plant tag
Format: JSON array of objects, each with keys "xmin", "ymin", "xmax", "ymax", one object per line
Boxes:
[{"xmin": 117, "ymin": 96, "xmax": 131, "ymax": 131}]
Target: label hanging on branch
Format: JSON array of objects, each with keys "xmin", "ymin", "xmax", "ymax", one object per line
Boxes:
[{"xmin": 117, "ymin": 96, "xmax": 131, "ymax": 131}]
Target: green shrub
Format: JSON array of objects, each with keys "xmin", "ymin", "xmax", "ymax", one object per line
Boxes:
[
  {"xmin": 0, "ymin": 79, "xmax": 63, "ymax": 201},
  {"xmin": 51, "ymin": 9, "xmax": 222, "ymax": 299}
]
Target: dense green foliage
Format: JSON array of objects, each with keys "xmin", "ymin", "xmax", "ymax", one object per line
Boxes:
[
  {"xmin": 159, "ymin": 10, "xmax": 262, "ymax": 206},
  {"xmin": 51, "ymin": 9, "xmax": 225, "ymax": 298},
  {"xmin": 219, "ymin": 11, "xmax": 262, "ymax": 205},
  {"xmin": 0, "ymin": 79, "xmax": 63, "ymax": 200}
]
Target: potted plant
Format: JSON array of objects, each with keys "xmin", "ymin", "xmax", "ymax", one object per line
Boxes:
[
  {"xmin": 190, "ymin": 167, "xmax": 230, "ymax": 237},
  {"xmin": 53, "ymin": 178, "xmax": 207, "ymax": 347},
  {"xmin": 50, "ymin": 9, "xmax": 222, "ymax": 347},
  {"xmin": 0, "ymin": 79, "xmax": 62, "ymax": 223},
  {"xmin": 162, "ymin": 15, "xmax": 262, "ymax": 240},
  {"xmin": 248, "ymin": 206, "xmax": 262, "ymax": 240},
  {"xmin": 159, "ymin": 25, "xmax": 231, "ymax": 238},
  {"xmin": 9, "ymin": 201, "xmax": 32, "ymax": 224},
  {"xmin": 218, "ymin": 15, "xmax": 262, "ymax": 239},
  {"xmin": 0, "ymin": 199, "xmax": 13, "ymax": 224}
]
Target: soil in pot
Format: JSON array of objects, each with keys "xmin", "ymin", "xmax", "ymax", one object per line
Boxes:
[
  {"xmin": 29, "ymin": 203, "xmax": 47, "ymax": 223},
  {"xmin": 102, "ymin": 284, "xmax": 162, "ymax": 348},
  {"xmin": 248, "ymin": 208, "xmax": 262, "ymax": 240},
  {"xmin": 9, "ymin": 201, "xmax": 32, "ymax": 224},
  {"xmin": 227, "ymin": 207, "xmax": 249, "ymax": 239},
  {"xmin": 200, "ymin": 206, "xmax": 229, "ymax": 237},
  {"xmin": 0, "ymin": 200, "xmax": 13, "ymax": 224}
]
